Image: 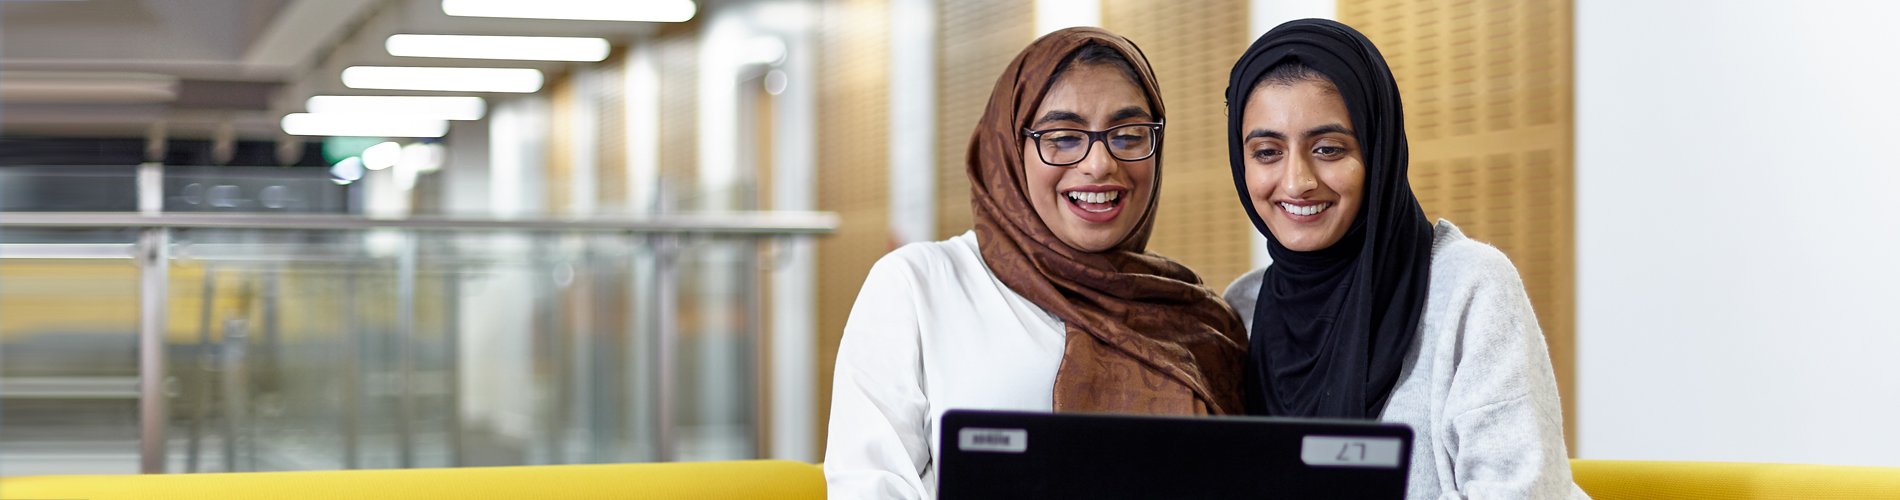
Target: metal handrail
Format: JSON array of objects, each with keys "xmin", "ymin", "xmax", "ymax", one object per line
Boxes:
[
  {"xmin": 1, "ymin": 202, "xmax": 836, "ymax": 473},
  {"xmin": 0, "ymin": 211, "xmax": 840, "ymax": 234}
]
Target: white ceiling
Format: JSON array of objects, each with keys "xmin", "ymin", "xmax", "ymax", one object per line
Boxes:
[{"xmin": 2, "ymin": 0, "xmax": 668, "ymax": 138}]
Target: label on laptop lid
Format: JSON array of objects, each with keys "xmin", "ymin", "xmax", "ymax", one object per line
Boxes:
[
  {"xmin": 957, "ymin": 428, "xmax": 1028, "ymax": 453},
  {"xmin": 1300, "ymin": 435, "xmax": 1403, "ymax": 468}
]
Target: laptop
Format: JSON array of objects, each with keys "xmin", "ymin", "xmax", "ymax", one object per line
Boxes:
[{"xmin": 937, "ymin": 409, "xmax": 1413, "ymax": 500}]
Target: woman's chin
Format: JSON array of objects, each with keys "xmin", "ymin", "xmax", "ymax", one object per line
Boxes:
[
  {"xmin": 1276, "ymin": 232, "xmax": 1342, "ymax": 252},
  {"xmin": 1262, "ymin": 210, "xmax": 1344, "ymax": 251},
  {"xmin": 1053, "ymin": 225, "xmax": 1126, "ymax": 253}
]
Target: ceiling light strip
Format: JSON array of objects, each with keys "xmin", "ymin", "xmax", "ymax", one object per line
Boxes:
[
  {"xmin": 281, "ymin": 113, "xmax": 449, "ymax": 138},
  {"xmin": 441, "ymin": 0, "xmax": 697, "ymax": 22},
  {"xmin": 341, "ymin": 66, "xmax": 544, "ymax": 93},
  {"xmin": 306, "ymin": 95, "xmax": 487, "ymax": 120},
  {"xmin": 386, "ymin": 34, "xmax": 611, "ymax": 62}
]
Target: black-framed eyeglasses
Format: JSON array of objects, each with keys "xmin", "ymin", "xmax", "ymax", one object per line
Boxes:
[{"xmin": 1021, "ymin": 121, "xmax": 1164, "ymax": 166}]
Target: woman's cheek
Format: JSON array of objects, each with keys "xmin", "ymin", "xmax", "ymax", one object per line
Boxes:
[{"xmin": 1247, "ymin": 163, "xmax": 1276, "ymax": 201}]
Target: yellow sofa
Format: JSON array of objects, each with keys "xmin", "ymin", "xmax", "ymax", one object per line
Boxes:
[
  {"xmin": 6, "ymin": 458, "xmax": 1899, "ymax": 499},
  {"xmin": 0, "ymin": 459, "xmax": 824, "ymax": 500},
  {"xmin": 1569, "ymin": 459, "xmax": 1900, "ymax": 500}
]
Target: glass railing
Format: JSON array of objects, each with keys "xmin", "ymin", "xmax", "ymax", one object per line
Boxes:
[{"xmin": 0, "ymin": 210, "xmax": 835, "ymax": 475}]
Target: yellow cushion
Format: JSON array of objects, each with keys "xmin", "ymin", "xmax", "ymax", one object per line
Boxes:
[
  {"xmin": 0, "ymin": 460, "xmax": 824, "ymax": 500},
  {"xmin": 1571, "ymin": 459, "xmax": 1900, "ymax": 500}
]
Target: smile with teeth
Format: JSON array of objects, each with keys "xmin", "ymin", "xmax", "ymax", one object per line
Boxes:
[
  {"xmin": 1280, "ymin": 202, "xmax": 1332, "ymax": 216},
  {"xmin": 1064, "ymin": 190, "xmax": 1122, "ymax": 212}
]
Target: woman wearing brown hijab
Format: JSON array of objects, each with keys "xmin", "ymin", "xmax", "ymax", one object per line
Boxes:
[{"xmin": 823, "ymin": 27, "xmax": 1247, "ymax": 499}]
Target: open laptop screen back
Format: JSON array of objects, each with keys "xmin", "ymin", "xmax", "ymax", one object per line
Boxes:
[{"xmin": 938, "ymin": 410, "xmax": 1412, "ymax": 500}]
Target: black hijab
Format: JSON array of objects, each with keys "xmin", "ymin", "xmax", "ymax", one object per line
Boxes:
[{"xmin": 1225, "ymin": 19, "xmax": 1434, "ymax": 419}]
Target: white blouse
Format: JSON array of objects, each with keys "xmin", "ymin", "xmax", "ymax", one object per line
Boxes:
[{"xmin": 823, "ymin": 231, "xmax": 1066, "ymax": 500}]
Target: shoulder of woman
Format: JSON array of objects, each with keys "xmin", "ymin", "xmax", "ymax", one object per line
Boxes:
[
  {"xmin": 846, "ymin": 236, "xmax": 979, "ymax": 337},
  {"xmin": 1430, "ymin": 220, "xmax": 1525, "ymax": 293},
  {"xmin": 1222, "ymin": 267, "xmax": 1267, "ymax": 302},
  {"xmin": 1221, "ymin": 267, "xmax": 1269, "ymax": 325},
  {"xmin": 865, "ymin": 231, "xmax": 986, "ymax": 288}
]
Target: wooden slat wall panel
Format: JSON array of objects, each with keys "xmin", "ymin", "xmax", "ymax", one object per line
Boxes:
[
  {"xmin": 1103, "ymin": 0, "xmax": 1255, "ymax": 291},
  {"xmin": 659, "ymin": 35, "xmax": 699, "ymax": 209},
  {"xmin": 933, "ymin": 0, "xmax": 1033, "ymax": 240},
  {"xmin": 814, "ymin": 0, "xmax": 890, "ymax": 449},
  {"xmin": 1338, "ymin": 0, "xmax": 1577, "ymax": 454},
  {"xmin": 598, "ymin": 56, "xmax": 629, "ymax": 212},
  {"xmin": 547, "ymin": 73, "xmax": 575, "ymax": 216}
]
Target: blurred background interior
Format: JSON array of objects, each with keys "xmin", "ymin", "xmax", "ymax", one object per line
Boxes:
[{"xmin": 1, "ymin": 0, "xmax": 1896, "ymax": 477}]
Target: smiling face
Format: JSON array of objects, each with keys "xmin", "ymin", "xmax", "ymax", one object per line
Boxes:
[
  {"xmin": 1241, "ymin": 79, "xmax": 1365, "ymax": 252},
  {"xmin": 1022, "ymin": 63, "xmax": 1157, "ymax": 253}
]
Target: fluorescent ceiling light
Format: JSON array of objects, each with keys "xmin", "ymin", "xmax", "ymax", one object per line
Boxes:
[
  {"xmin": 281, "ymin": 113, "xmax": 449, "ymax": 138},
  {"xmin": 362, "ymin": 142, "xmax": 403, "ymax": 171},
  {"xmin": 387, "ymin": 34, "xmax": 610, "ymax": 62},
  {"xmin": 442, "ymin": 0, "xmax": 696, "ymax": 22},
  {"xmin": 341, "ymin": 66, "xmax": 543, "ymax": 93},
  {"xmin": 306, "ymin": 95, "xmax": 487, "ymax": 120}
]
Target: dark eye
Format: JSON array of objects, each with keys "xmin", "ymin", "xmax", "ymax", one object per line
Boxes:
[
  {"xmin": 1109, "ymin": 132, "xmax": 1147, "ymax": 148},
  {"xmin": 1251, "ymin": 147, "xmax": 1283, "ymax": 162},
  {"xmin": 1314, "ymin": 146, "xmax": 1346, "ymax": 158},
  {"xmin": 1043, "ymin": 132, "xmax": 1086, "ymax": 150}
]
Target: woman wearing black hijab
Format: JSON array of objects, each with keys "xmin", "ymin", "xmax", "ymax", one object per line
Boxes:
[{"xmin": 1222, "ymin": 19, "xmax": 1590, "ymax": 499}]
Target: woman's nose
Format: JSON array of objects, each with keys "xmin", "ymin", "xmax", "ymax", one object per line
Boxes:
[
  {"xmin": 1278, "ymin": 155, "xmax": 1318, "ymax": 197},
  {"xmin": 1073, "ymin": 139, "xmax": 1120, "ymax": 178}
]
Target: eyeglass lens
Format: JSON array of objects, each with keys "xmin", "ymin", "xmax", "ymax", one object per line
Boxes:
[{"xmin": 1036, "ymin": 125, "xmax": 1157, "ymax": 165}]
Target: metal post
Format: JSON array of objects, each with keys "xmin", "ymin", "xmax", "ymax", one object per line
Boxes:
[
  {"xmin": 751, "ymin": 239, "xmax": 771, "ymax": 459},
  {"xmin": 626, "ymin": 241, "xmax": 659, "ymax": 462},
  {"xmin": 219, "ymin": 317, "xmax": 248, "ymax": 473},
  {"xmin": 252, "ymin": 267, "xmax": 276, "ymax": 472},
  {"xmin": 540, "ymin": 243, "xmax": 569, "ymax": 465},
  {"xmin": 187, "ymin": 265, "xmax": 216, "ymax": 473},
  {"xmin": 341, "ymin": 270, "xmax": 361, "ymax": 469},
  {"xmin": 654, "ymin": 235, "xmax": 678, "ymax": 462},
  {"xmin": 596, "ymin": 248, "xmax": 628, "ymax": 463},
  {"xmin": 259, "ymin": 267, "xmax": 281, "ymax": 394},
  {"xmin": 591, "ymin": 244, "xmax": 627, "ymax": 463},
  {"xmin": 572, "ymin": 251, "xmax": 601, "ymax": 464},
  {"xmin": 137, "ymin": 162, "xmax": 169, "ymax": 474},
  {"xmin": 138, "ymin": 226, "xmax": 171, "ymax": 473},
  {"xmin": 444, "ymin": 263, "xmax": 464, "ymax": 468},
  {"xmin": 396, "ymin": 232, "xmax": 418, "ymax": 468}
]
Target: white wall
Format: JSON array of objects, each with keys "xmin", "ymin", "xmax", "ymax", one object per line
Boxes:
[
  {"xmin": 1576, "ymin": 0, "xmax": 1900, "ymax": 466},
  {"xmin": 487, "ymin": 96, "xmax": 549, "ymax": 219},
  {"xmin": 1034, "ymin": 0, "xmax": 1101, "ymax": 36},
  {"xmin": 441, "ymin": 120, "xmax": 491, "ymax": 216},
  {"xmin": 1250, "ymin": 0, "xmax": 1335, "ymax": 38},
  {"xmin": 887, "ymin": 0, "xmax": 938, "ymax": 245},
  {"xmin": 766, "ymin": 0, "xmax": 822, "ymax": 463},
  {"xmin": 458, "ymin": 96, "xmax": 549, "ymax": 444}
]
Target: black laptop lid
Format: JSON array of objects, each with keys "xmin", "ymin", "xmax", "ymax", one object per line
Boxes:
[{"xmin": 937, "ymin": 409, "xmax": 1412, "ymax": 500}]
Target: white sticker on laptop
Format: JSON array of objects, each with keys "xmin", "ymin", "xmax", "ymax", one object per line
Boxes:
[
  {"xmin": 1300, "ymin": 435, "xmax": 1403, "ymax": 468},
  {"xmin": 957, "ymin": 428, "xmax": 1028, "ymax": 453}
]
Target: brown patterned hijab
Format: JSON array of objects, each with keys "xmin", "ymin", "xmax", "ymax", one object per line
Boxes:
[{"xmin": 967, "ymin": 27, "xmax": 1249, "ymax": 415}]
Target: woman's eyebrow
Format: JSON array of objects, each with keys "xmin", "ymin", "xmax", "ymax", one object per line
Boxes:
[
  {"xmin": 1305, "ymin": 124, "xmax": 1352, "ymax": 137},
  {"xmin": 1245, "ymin": 129, "xmax": 1285, "ymax": 141},
  {"xmin": 1110, "ymin": 106, "xmax": 1152, "ymax": 122},
  {"xmin": 1032, "ymin": 111, "xmax": 1085, "ymax": 127}
]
